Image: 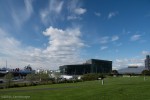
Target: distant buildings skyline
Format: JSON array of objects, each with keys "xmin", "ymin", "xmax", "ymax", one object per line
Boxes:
[
  {"xmin": 0, "ymin": 55, "xmax": 150, "ymax": 70},
  {"xmin": 1, "ymin": 55, "xmax": 150, "ymax": 76}
]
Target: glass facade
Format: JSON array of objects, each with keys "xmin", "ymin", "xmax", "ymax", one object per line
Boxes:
[
  {"xmin": 145, "ymin": 55, "xmax": 150, "ymax": 70},
  {"xmin": 59, "ymin": 59, "xmax": 112, "ymax": 75}
]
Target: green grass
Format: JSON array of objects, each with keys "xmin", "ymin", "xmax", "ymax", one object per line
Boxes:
[{"xmin": 0, "ymin": 76, "xmax": 150, "ymax": 100}]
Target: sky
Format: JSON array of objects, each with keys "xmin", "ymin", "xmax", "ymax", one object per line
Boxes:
[{"xmin": 0, "ymin": 0, "xmax": 150, "ymax": 70}]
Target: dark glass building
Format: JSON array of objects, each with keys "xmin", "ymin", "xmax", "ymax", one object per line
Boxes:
[
  {"xmin": 59, "ymin": 59, "xmax": 112, "ymax": 75},
  {"xmin": 145, "ymin": 55, "xmax": 150, "ymax": 70}
]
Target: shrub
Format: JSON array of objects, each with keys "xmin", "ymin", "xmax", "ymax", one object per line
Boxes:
[
  {"xmin": 142, "ymin": 70, "xmax": 150, "ymax": 76},
  {"xmin": 82, "ymin": 73, "xmax": 106, "ymax": 81}
]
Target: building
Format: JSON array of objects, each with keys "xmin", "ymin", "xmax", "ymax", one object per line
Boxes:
[
  {"xmin": 118, "ymin": 55, "xmax": 150, "ymax": 75},
  {"xmin": 145, "ymin": 55, "xmax": 150, "ymax": 70},
  {"xmin": 118, "ymin": 66, "xmax": 145, "ymax": 75},
  {"xmin": 0, "ymin": 67, "xmax": 9, "ymax": 76},
  {"xmin": 0, "ymin": 67, "xmax": 34, "ymax": 77},
  {"xmin": 59, "ymin": 59, "xmax": 112, "ymax": 75}
]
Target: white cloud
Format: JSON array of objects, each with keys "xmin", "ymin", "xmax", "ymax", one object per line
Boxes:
[
  {"xmin": 0, "ymin": 28, "xmax": 21, "ymax": 55},
  {"xmin": 40, "ymin": 10, "xmax": 49, "ymax": 24},
  {"xmin": 40, "ymin": 0, "xmax": 86, "ymax": 23},
  {"xmin": 11, "ymin": 0, "xmax": 34, "ymax": 27},
  {"xmin": 67, "ymin": 16, "xmax": 82, "ymax": 20},
  {"xmin": 40, "ymin": 26, "xmax": 85, "ymax": 68},
  {"xmin": 142, "ymin": 50, "xmax": 150, "ymax": 55},
  {"xmin": 0, "ymin": 27, "xmax": 85, "ymax": 70},
  {"xmin": 99, "ymin": 35, "xmax": 121, "ymax": 51},
  {"xmin": 113, "ymin": 58, "xmax": 144, "ymax": 69},
  {"xmin": 130, "ymin": 34, "xmax": 141, "ymax": 41},
  {"xmin": 108, "ymin": 12, "xmax": 118, "ymax": 19},
  {"xmin": 40, "ymin": 0, "xmax": 64, "ymax": 25},
  {"xmin": 24, "ymin": 0, "xmax": 33, "ymax": 17},
  {"xmin": 100, "ymin": 46, "xmax": 108, "ymax": 50},
  {"xmin": 50, "ymin": 0, "xmax": 64, "ymax": 14},
  {"xmin": 74, "ymin": 8, "xmax": 86, "ymax": 15},
  {"xmin": 99, "ymin": 36, "xmax": 109, "ymax": 44},
  {"xmin": 112, "ymin": 36, "xmax": 119, "ymax": 41},
  {"xmin": 94, "ymin": 12, "xmax": 101, "ymax": 17},
  {"xmin": 0, "ymin": 28, "xmax": 24, "ymax": 67},
  {"xmin": 99, "ymin": 36, "xmax": 120, "ymax": 44},
  {"xmin": 67, "ymin": 0, "xmax": 86, "ymax": 20},
  {"xmin": 43, "ymin": 26, "xmax": 85, "ymax": 50}
]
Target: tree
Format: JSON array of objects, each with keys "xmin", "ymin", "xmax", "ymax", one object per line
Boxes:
[
  {"xmin": 4, "ymin": 72, "xmax": 13, "ymax": 88},
  {"xmin": 24, "ymin": 64, "xmax": 32, "ymax": 71},
  {"xmin": 26, "ymin": 72, "xmax": 50, "ymax": 85},
  {"xmin": 142, "ymin": 70, "xmax": 150, "ymax": 76},
  {"xmin": 111, "ymin": 70, "xmax": 118, "ymax": 75},
  {"xmin": 26, "ymin": 73, "xmax": 37, "ymax": 85},
  {"xmin": 82, "ymin": 73, "xmax": 106, "ymax": 81},
  {"xmin": 38, "ymin": 72, "xmax": 49, "ymax": 83},
  {"xmin": 142, "ymin": 70, "xmax": 150, "ymax": 81},
  {"xmin": 52, "ymin": 72, "xmax": 61, "ymax": 83}
]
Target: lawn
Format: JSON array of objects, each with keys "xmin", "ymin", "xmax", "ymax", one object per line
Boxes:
[{"xmin": 0, "ymin": 76, "xmax": 150, "ymax": 100}]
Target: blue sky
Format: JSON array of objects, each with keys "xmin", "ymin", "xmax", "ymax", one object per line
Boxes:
[{"xmin": 0, "ymin": 0, "xmax": 150, "ymax": 70}]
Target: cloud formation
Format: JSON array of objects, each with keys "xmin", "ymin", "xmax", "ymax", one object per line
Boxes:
[
  {"xmin": 0, "ymin": 28, "xmax": 21, "ymax": 56},
  {"xmin": 11, "ymin": 0, "xmax": 34, "ymax": 28},
  {"xmin": 130, "ymin": 34, "xmax": 141, "ymax": 41},
  {"xmin": 43, "ymin": 26, "xmax": 85, "ymax": 55},
  {"xmin": 40, "ymin": 0, "xmax": 86, "ymax": 22},
  {"xmin": 94, "ymin": 12, "xmax": 101, "ymax": 17},
  {"xmin": 142, "ymin": 50, "xmax": 150, "ymax": 55},
  {"xmin": 100, "ymin": 46, "xmax": 108, "ymax": 50},
  {"xmin": 67, "ymin": 16, "xmax": 82, "ymax": 20},
  {"xmin": 114, "ymin": 58, "xmax": 144, "ymax": 69},
  {"xmin": 100, "ymin": 35, "xmax": 119, "ymax": 44},
  {"xmin": 108, "ymin": 12, "xmax": 118, "ymax": 19},
  {"xmin": 0, "ymin": 26, "xmax": 85, "ymax": 69},
  {"xmin": 40, "ymin": 0, "xmax": 64, "ymax": 25},
  {"xmin": 67, "ymin": 0, "xmax": 87, "ymax": 20},
  {"xmin": 74, "ymin": 8, "xmax": 86, "ymax": 15},
  {"xmin": 112, "ymin": 36, "xmax": 119, "ymax": 41},
  {"xmin": 99, "ymin": 36, "xmax": 109, "ymax": 44}
]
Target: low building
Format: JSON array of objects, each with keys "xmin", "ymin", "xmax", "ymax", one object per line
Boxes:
[
  {"xmin": 118, "ymin": 55, "xmax": 150, "ymax": 75},
  {"xmin": 118, "ymin": 66, "xmax": 145, "ymax": 75},
  {"xmin": 59, "ymin": 59, "xmax": 112, "ymax": 75}
]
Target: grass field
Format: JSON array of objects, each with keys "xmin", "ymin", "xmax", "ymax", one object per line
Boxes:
[{"xmin": 0, "ymin": 76, "xmax": 150, "ymax": 100}]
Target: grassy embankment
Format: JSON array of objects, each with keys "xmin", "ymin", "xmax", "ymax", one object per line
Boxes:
[{"xmin": 0, "ymin": 76, "xmax": 150, "ymax": 100}]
